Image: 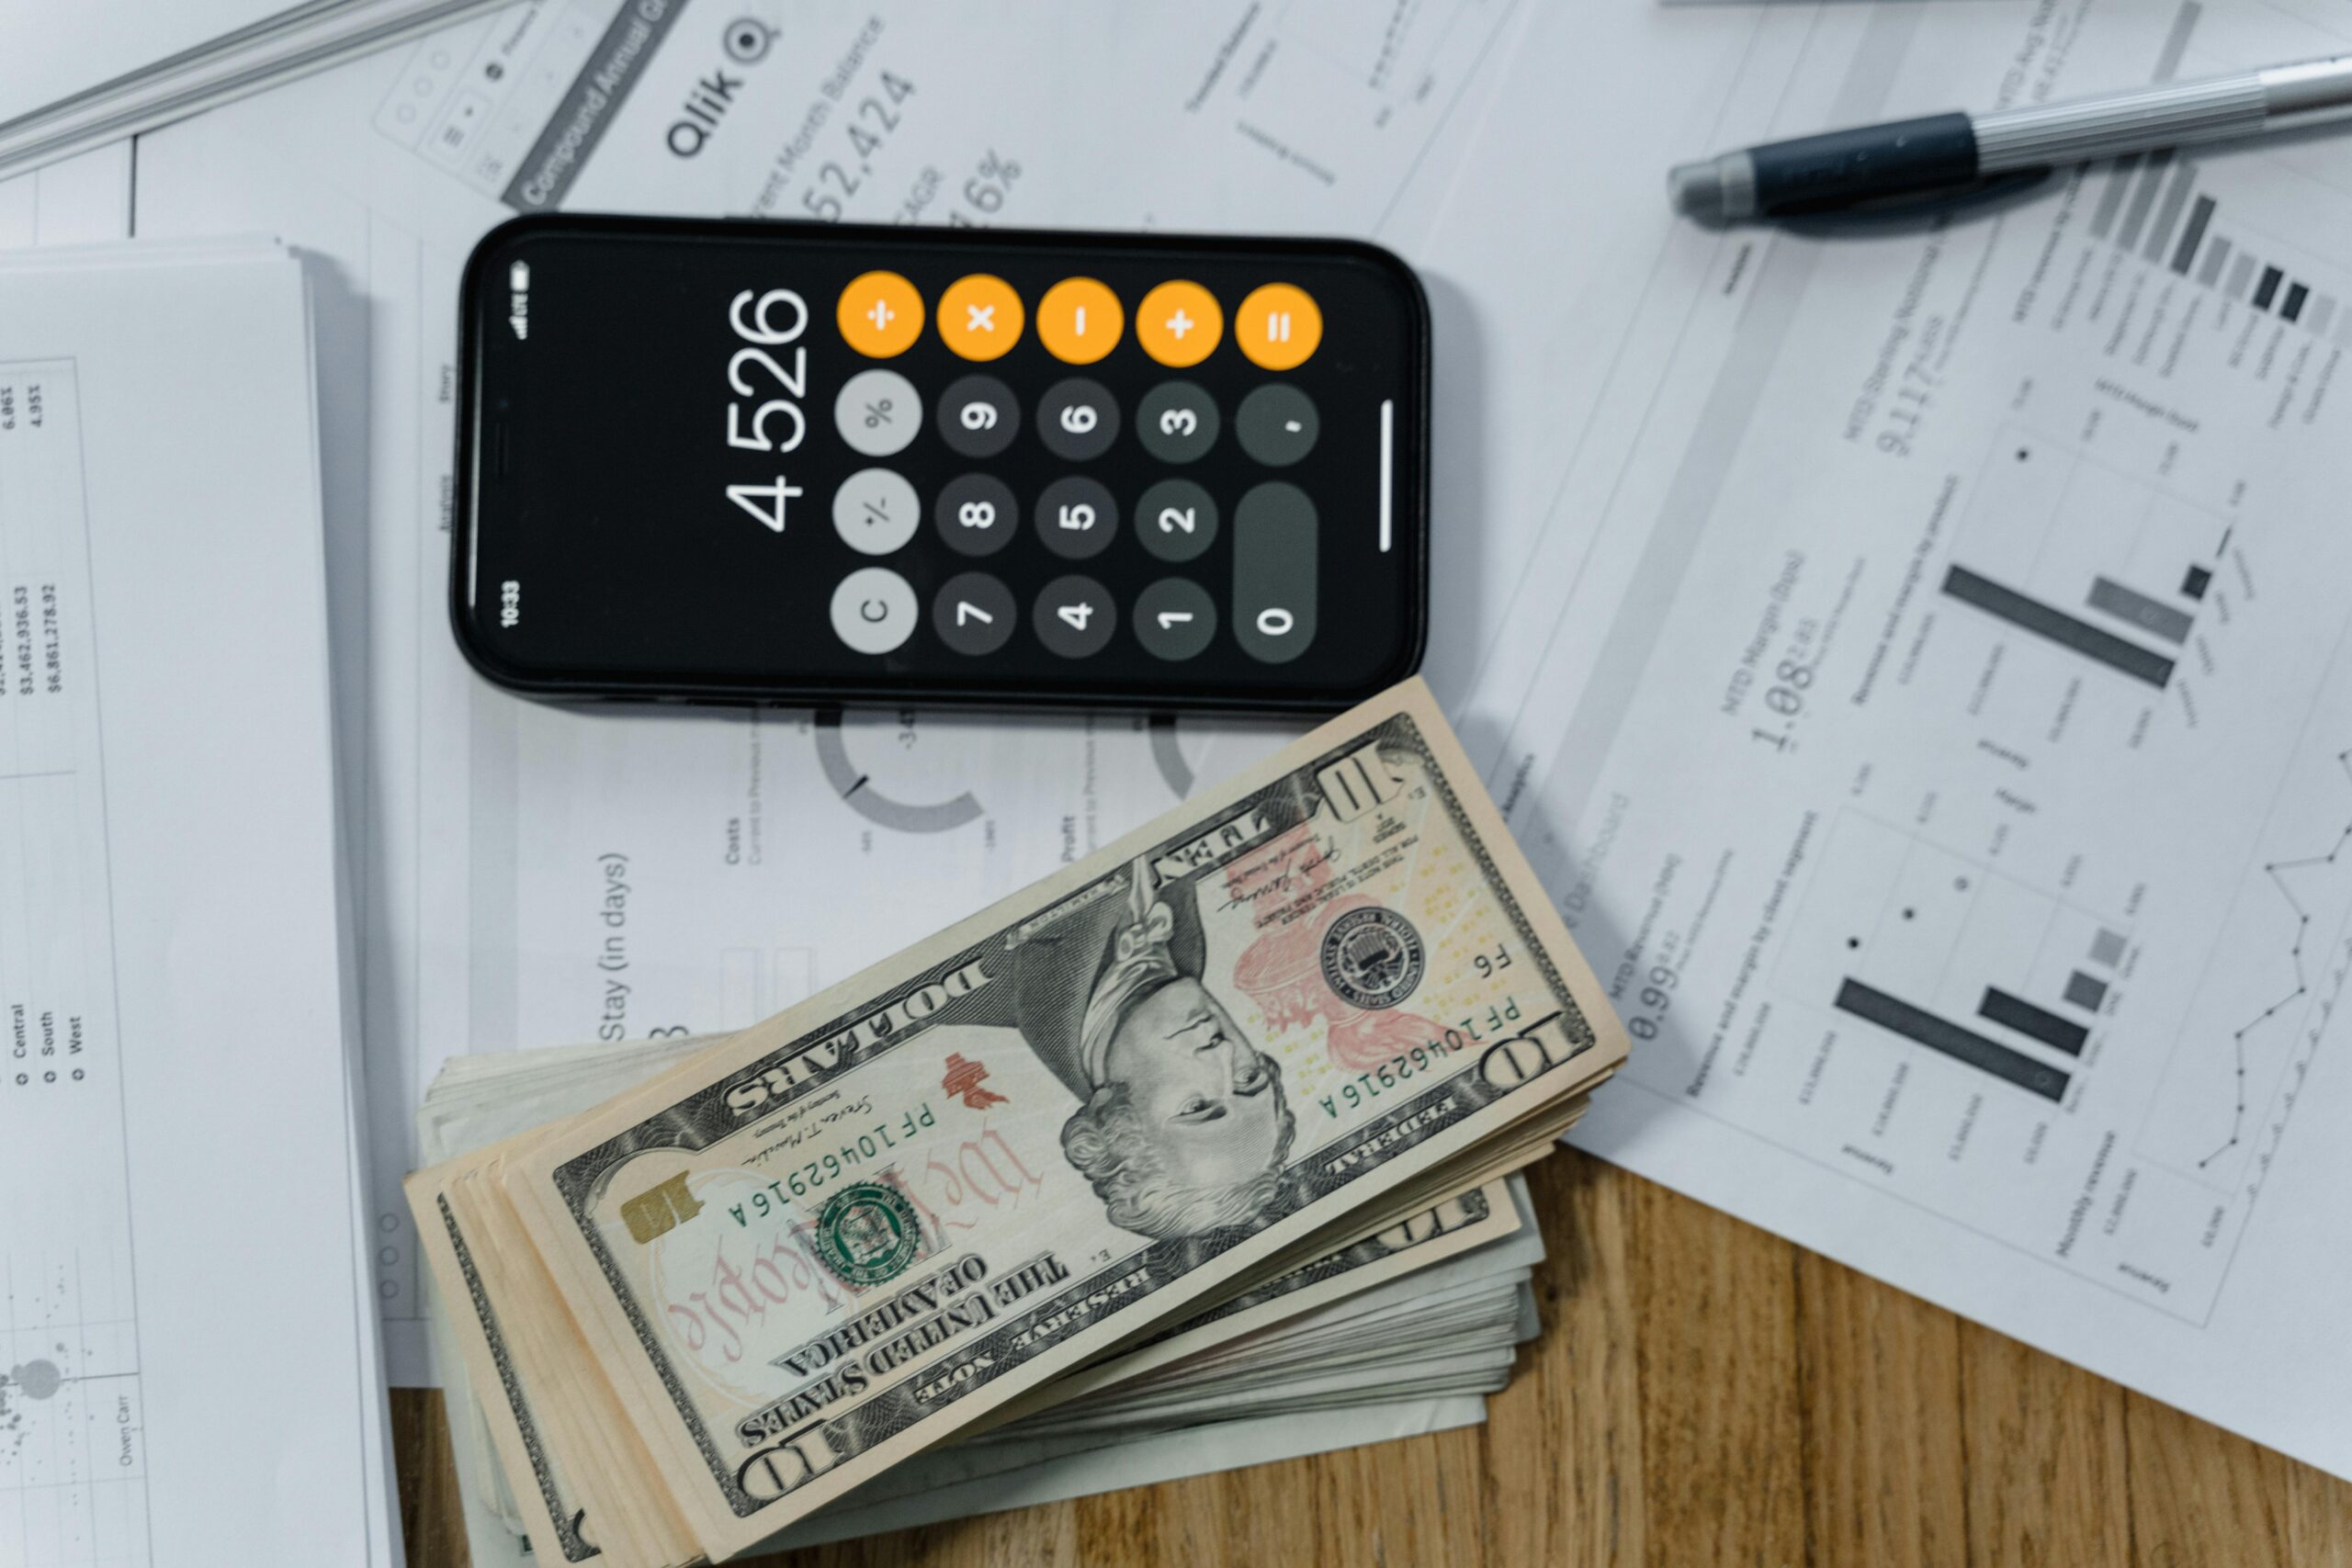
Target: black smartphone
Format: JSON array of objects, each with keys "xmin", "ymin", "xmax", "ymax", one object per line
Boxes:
[{"xmin": 454, "ymin": 214, "xmax": 1430, "ymax": 714}]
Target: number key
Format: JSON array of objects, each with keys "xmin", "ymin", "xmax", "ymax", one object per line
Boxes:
[
  {"xmin": 1233, "ymin": 481, "xmax": 1317, "ymax": 663},
  {"xmin": 1135, "ymin": 579, "xmax": 1217, "ymax": 661},
  {"xmin": 1136, "ymin": 381, "xmax": 1218, "ymax": 464},
  {"xmin": 936, "ymin": 374, "xmax": 1019, "ymax": 457},
  {"xmin": 1037, "ymin": 377, "xmax": 1119, "ymax": 461},
  {"xmin": 933, "ymin": 571, "xmax": 1015, "ymax": 655},
  {"xmin": 1034, "ymin": 575, "xmax": 1116, "ymax": 659},
  {"xmin": 1035, "ymin": 476, "xmax": 1116, "ymax": 561},
  {"xmin": 934, "ymin": 473, "xmax": 1017, "ymax": 557},
  {"xmin": 1135, "ymin": 479, "xmax": 1217, "ymax": 563}
]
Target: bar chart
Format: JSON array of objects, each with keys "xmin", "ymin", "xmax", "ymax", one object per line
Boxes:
[
  {"xmin": 1938, "ymin": 426, "xmax": 2228, "ymax": 697},
  {"xmin": 2069, "ymin": 0, "xmax": 2352, "ymax": 355},
  {"xmin": 2088, "ymin": 150, "xmax": 2348, "ymax": 347},
  {"xmin": 1776, "ymin": 811, "xmax": 2130, "ymax": 1107}
]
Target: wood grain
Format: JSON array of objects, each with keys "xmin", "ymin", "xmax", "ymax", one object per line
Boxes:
[{"xmin": 392, "ymin": 1156, "xmax": 2352, "ymax": 1568}]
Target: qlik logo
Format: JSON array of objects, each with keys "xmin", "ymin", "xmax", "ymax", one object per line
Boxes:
[{"xmin": 668, "ymin": 17, "xmax": 775, "ymax": 158}]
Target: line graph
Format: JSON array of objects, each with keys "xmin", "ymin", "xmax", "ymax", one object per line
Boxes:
[
  {"xmin": 2201, "ymin": 751, "xmax": 2352, "ymax": 1168},
  {"xmin": 2143, "ymin": 724, "xmax": 2352, "ymax": 1197}
]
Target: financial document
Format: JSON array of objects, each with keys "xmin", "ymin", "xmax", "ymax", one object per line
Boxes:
[
  {"xmin": 1460, "ymin": 0, "xmax": 2352, "ymax": 1480},
  {"xmin": 0, "ymin": 243, "xmax": 393, "ymax": 1565},
  {"xmin": 131, "ymin": 0, "xmax": 1526, "ymax": 1383}
]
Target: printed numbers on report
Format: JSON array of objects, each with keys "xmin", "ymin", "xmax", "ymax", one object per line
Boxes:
[
  {"xmin": 1742, "ymin": 619, "xmax": 1818, "ymax": 754},
  {"xmin": 1747, "ymin": 655, "xmax": 1815, "ymax": 752},
  {"xmin": 0, "ymin": 379, "xmax": 39, "ymax": 432},
  {"xmin": 1876, "ymin": 365, "xmax": 1935, "ymax": 457},
  {"xmin": 1623, "ymin": 963, "xmax": 1677, "ymax": 1043},
  {"xmin": 724, "ymin": 287, "xmax": 809, "ymax": 533},
  {"xmin": 945, "ymin": 148, "xmax": 1023, "ymax": 228},
  {"xmin": 801, "ymin": 71, "xmax": 916, "ymax": 221}
]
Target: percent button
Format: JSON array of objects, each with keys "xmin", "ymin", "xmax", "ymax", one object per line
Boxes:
[{"xmin": 835, "ymin": 368, "xmax": 920, "ymax": 457}]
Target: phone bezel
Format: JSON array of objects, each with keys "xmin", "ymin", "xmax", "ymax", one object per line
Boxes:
[{"xmin": 451, "ymin": 212, "xmax": 1430, "ymax": 716}]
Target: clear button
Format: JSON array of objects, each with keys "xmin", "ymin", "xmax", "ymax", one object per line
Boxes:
[{"xmin": 830, "ymin": 567, "xmax": 917, "ymax": 655}]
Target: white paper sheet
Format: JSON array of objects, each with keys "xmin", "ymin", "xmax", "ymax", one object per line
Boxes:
[
  {"xmin": 0, "ymin": 243, "xmax": 394, "ymax": 1565},
  {"xmin": 0, "ymin": 142, "xmax": 135, "ymax": 249},
  {"xmin": 5, "ymin": 0, "xmax": 295, "ymax": 125},
  {"xmin": 130, "ymin": 0, "xmax": 1525, "ymax": 1387},
  {"xmin": 0, "ymin": 1, "xmax": 517, "ymax": 181},
  {"xmin": 1459, "ymin": 0, "xmax": 2352, "ymax": 1481}
]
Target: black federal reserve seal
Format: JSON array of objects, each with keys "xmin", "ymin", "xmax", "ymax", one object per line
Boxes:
[
  {"xmin": 1320, "ymin": 907, "xmax": 1426, "ymax": 1010},
  {"xmin": 813, "ymin": 1181, "xmax": 923, "ymax": 1286}
]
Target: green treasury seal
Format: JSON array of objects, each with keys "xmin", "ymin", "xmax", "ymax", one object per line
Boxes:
[{"xmin": 813, "ymin": 1181, "xmax": 924, "ymax": 1286}]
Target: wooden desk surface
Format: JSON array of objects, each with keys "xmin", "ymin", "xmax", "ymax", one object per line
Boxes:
[{"xmin": 393, "ymin": 1150, "xmax": 2352, "ymax": 1567}]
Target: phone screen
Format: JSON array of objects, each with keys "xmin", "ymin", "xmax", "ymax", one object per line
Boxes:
[{"xmin": 458, "ymin": 216, "xmax": 1428, "ymax": 711}]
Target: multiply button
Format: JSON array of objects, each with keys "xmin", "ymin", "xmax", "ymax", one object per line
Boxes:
[
  {"xmin": 831, "ymin": 468, "xmax": 918, "ymax": 556},
  {"xmin": 831, "ymin": 566, "xmax": 917, "ymax": 655},
  {"xmin": 937, "ymin": 274, "xmax": 1023, "ymax": 360},
  {"xmin": 937, "ymin": 374, "xmax": 1019, "ymax": 457},
  {"xmin": 835, "ymin": 368, "xmax": 920, "ymax": 457},
  {"xmin": 1236, "ymin": 282, "xmax": 1321, "ymax": 370},
  {"xmin": 1136, "ymin": 280, "xmax": 1223, "ymax": 367},
  {"xmin": 836, "ymin": 271, "xmax": 923, "ymax": 358},
  {"xmin": 933, "ymin": 571, "xmax": 1016, "ymax": 656},
  {"xmin": 1136, "ymin": 380, "xmax": 1219, "ymax": 464},
  {"xmin": 1037, "ymin": 277, "xmax": 1124, "ymax": 364},
  {"xmin": 1037, "ymin": 377, "xmax": 1119, "ymax": 461},
  {"xmin": 1233, "ymin": 482, "xmax": 1317, "ymax": 664}
]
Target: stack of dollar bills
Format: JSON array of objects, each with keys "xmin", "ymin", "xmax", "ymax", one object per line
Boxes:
[{"xmin": 407, "ymin": 682, "xmax": 1627, "ymax": 1565}]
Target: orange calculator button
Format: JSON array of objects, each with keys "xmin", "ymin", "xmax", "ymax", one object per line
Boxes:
[
  {"xmin": 837, "ymin": 271, "xmax": 924, "ymax": 358},
  {"xmin": 937, "ymin": 274, "xmax": 1025, "ymax": 360},
  {"xmin": 1236, "ymin": 283, "xmax": 1321, "ymax": 370},
  {"xmin": 1136, "ymin": 280, "xmax": 1223, "ymax": 368},
  {"xmin": 1035, "ymin": 277, "xmax": 1125, "ymax": 364}
]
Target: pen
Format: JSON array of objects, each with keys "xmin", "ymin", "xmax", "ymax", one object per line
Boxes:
[{"xmin": 1670, "ymin": 53, "xmax": 2352, "ymax": 222}]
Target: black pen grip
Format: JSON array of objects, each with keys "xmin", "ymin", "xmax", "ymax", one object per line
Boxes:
[{"xmin": 1749, "ymin": 112, "xmax": 1979, "ymax": 214}]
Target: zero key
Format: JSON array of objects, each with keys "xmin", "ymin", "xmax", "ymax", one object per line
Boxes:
[{"xmin": 1233, "ymin": 482, "xmax": 1317, "ymax": 664}]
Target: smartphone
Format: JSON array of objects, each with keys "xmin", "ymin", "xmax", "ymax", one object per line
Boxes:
[{"xmin": 454, "ymin": 214, "xmax": 1430, "ymax": 713}]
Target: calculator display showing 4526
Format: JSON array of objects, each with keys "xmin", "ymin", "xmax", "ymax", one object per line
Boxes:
[{"xmin": 721, "ymin": 288, "xmax": 811, "ymax": 535}]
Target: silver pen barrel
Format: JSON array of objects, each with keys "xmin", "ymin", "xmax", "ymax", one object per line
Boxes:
[{"xmin": 1975, "ymin": 54, "xmax": 2352, "ymax": 173}]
